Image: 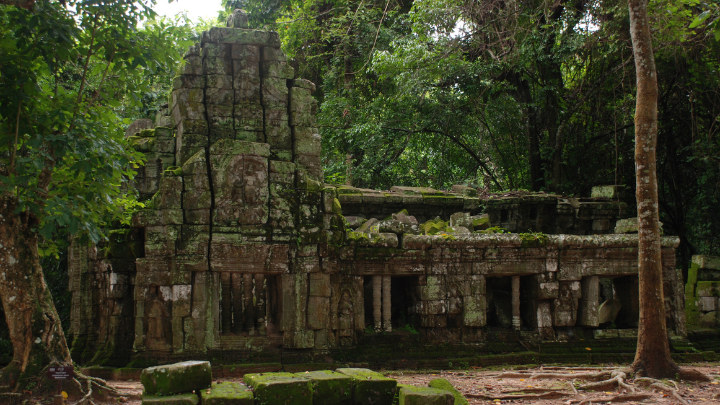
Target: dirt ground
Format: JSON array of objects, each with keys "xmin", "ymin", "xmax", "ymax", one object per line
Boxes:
[{"xmin": 25, "ymin": 363, "xmax": 720, "ymax": 404}]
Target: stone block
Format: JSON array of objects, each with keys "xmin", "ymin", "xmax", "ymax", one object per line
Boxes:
[
  {"xmin": 231, "ymin": 44, "xmax": 260, "ymax": 60},
  {"xmin": 171, "ymin": 88, "xmax": 204, "ymax": 108},
  {"xmin": 299, "ymin": 370, "xmax": 353, "ymax": 405},
  {"xmin": 205, "ymin": 88, "xmax": 234, "ymax": 105},
  {"xmin": 243, "ymin": 372, "xmax": 312, "ymax": 405},
  {"xmin": 263, "ymin": 61, "xmax": 294, "ymax": 79},
  {"xmin": 203, "ymin": 56, "xmax": 233, "ymax": 76},
  {"xmin": 140, "ymin": 361, "xmax": 211, "ymax": 396},
  {"xmin": 307, "ymin": 296, "xmax": 329, "ymax": 330},
  {"xmin": 309, "ymin": 273, "xmax": 331, "ymax": 297},
  {"xmin": 263, "ymin": 46, "xmax": 287, "ymax": 62},
  {"xmin": 693, "ymin": 255, "xmax": 720, "ymax": 270},
  {"xmin": 234, "ymin": 103, "xmax": 264, "ymax": 132},
  {"xmin": 461, "ymin": 295, "xmax": 486, "ymax": 327},
  {"xmin": 263, "ymin": 77, "xmax": 289, "ymax": 107},
  {"xmin": 696, "ymin": 281, "xmax": 720, "ymax": 297},
  {"xmin": 207, "ymin": 74, "xmax": 234, "ymax": 89},
  {"xmin": 698, "ymin": 296, "xmax": 718, "ymax": 312},
  {"xmin": 294, "ymin": 131, "xmax": 321, "ymax": 156},
  {"xmin": 182, "ymin": 55, "xmax": 203, "ymax": 75},
  {"xmin": 591, "ymin": 185, "xmax": 623, "ymax": 199},
  {"xmin": 173, "ymin": 74, "xmax": 205, "ymax": 90},
  {"xmin": 141, "ymin": 394, "xmax": 199, "ymax": 405},
  {"xmin": 336, "ymin": 368, "xmax": 396, "ymax": 405},
  {"xmin": 428, "ymin": 379, "xmax": 469, "ymax": 405},
  {"xmin": 200, "ymin": 381, "xmax": 253, "ymax": 405},
  {"xmin": 398, "ymin": 385, "xmax": 453, "ymax": 405},
  {"xmin": 207, "ymin": 28, "xmax": 281, "ymax": 47}
]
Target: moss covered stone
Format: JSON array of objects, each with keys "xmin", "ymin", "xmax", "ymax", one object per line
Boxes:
[
  {"xmin": 427, "ymin": 379, "xmax": 468, "ymax": 405},
  {"xmin": 200, "ymin": 381, "xmax": 254, "ymax": 405},
  {"xmin": 243, "ymin": 372, "xmax": 312, "ymax": 405},
  {"xmin": 298, "ymin": 370, "xmax": 353, "ymax": 405},
  {"xmin": 398, "ymin": 385, "xmax": 453, "ymax": 405},
  {"xmin": 141, "ymin": 393, "xmax": 199, "ymax": 405},
  {"xmin": 141, "ymin": 361, "xmax": 212, "ymax": 396},
  {"xmin": 336, "ymin": 368, "xmax": 396, "ymax": 405}
]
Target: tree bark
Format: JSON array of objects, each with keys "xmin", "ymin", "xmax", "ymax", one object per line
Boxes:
[
  {"xmin": 0, "ymin": 193, "xmax": 72, "ymax": 391},
  {"xmin": 628, "ymin": 0, "xmax": 678, "ymax": 378}
]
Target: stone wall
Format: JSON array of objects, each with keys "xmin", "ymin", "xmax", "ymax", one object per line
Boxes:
[{"xmin": 66, "ymin": 11, "xmax": 686, "ymax": 366}]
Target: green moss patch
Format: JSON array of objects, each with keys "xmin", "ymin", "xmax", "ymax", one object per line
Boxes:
[
  {"xmin": 336, "ymin": 368, "xmax": 396, "ymax": 405},
  {"xmin": 141, "ymin": 361, "xmax": 212, "ymax": 396},
  {"xmin": 243, "ymin": 372, "xmax": 312, "ymax": 405},
  {"xmin": 200, "ymin": 382, "xmax": 253, "ymax": 405},
  {"xmin": 428, "ymin": 379, "xmax": 468, "ymax": 405},
  {"xmin": 297, "ymin": 370, "xmax": 353, "ymax": 405},
  {"xmin": 141, "ymin": 393, "xmax": 199, "ymax": 405},
  {"xmin": 398, "ymin": 385, "xmax": 453, "ymax": 405}
]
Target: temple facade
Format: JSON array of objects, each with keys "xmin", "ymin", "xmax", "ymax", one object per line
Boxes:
[{"xmin": 67, "ymin": 10, "xmax": 685, "ymax": 367}]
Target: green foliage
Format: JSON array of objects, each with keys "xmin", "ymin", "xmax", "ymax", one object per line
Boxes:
[{"xmin": 0, "ymin": 0, "xmax": 190, "ymax": 246}]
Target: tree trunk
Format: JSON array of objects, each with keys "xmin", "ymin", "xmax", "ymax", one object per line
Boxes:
[
  {"xmin": 628, "ymin": 0, "xmax": 678, "ymax": 378},
  {"xmin": 0, "ymin": 193, "xmax": 72, "ymax": 391}
]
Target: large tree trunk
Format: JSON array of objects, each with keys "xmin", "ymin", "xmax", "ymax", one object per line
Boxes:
[
  {"xmin": 628, "ymin": 0, "xmax": 678, "ymax": 378},
  {"xmin": 0, "ymin": 193, "xmax": 72, "ymax": 391}
]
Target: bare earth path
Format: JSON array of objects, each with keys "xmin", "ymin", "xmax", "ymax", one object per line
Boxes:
[{"xmin": 27, "ymin": 364, "xmax": 720, "ymax": 404}]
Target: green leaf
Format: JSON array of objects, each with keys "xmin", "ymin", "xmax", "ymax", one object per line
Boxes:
[{"xmin": 689, "ymin": 10, "xmax": 711, "ymax": 28}]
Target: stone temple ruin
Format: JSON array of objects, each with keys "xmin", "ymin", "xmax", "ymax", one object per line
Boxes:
[{"xmin": 67, "ymin": 11, "xmax": 687, "ymax": 368}]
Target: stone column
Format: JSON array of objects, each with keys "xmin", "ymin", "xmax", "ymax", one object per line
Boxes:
[
  {"xmin": 244, "ymin": 273, "xmax": 256, "ymax": 335},
  {"xmin": 231, "ymin": 274, "xmax": 243, "ymax": 334},
  {"xmin": 373, "ymin": 276, "xmax": 382, "ymax": 332},
  {"xmin": 512, "ymin": 276, "xmax": 521, "ymax": 331},
  {"xmin": 382, "ymin": 275, "xmax": 392, "ymax": 332},
  {"xmin": 220, "ymin": 272, "xmax": 232, "ymax": 334},
  {"xmin": 255, "ymin": 273, "xmax": 266, "ymax": 334}
]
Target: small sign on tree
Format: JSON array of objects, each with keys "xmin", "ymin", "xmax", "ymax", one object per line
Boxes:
[{"xmin": 47, "ymin": 366, "xmax": 74, "ymax": 380}]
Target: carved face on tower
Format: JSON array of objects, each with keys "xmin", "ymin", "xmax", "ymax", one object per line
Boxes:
[{"xmin": 214, "ymin": 154, "xmax": 269, "ymax": 225}]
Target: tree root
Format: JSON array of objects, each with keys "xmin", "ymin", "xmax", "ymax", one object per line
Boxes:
[
  {"xmin": 68, "ymin": 371, "xmax": 125, "ymax": 405},
  {"xmin": 677, "ymin": 367, "xmax": 713, "ymax": 382},
  {"xmin": 465, "ymin": 391, "xmax": 572, "ymax": 400},
  {"xmin": 649, "ymin": 382, "xmax": 689, "ymax": 405},
  {"xmin": 497, "ymin": 371, "xmax": 612, "ymax": 381},
  {"xmin": 578, "ymin": 371, "xmax": 634, "ymax": 393},
  {"xmin": 605, "ymin": 393, "xmax": 653, "ymax": 402}
]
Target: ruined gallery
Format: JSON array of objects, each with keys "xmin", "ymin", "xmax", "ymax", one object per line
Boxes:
[{"xmin": 66, "ymin": 11, "xmax": 687, "ymax": 369}]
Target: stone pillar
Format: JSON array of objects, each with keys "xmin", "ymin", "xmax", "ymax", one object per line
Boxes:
[
  {"xmin": 255, "ymin": 273, "xmax": 266, "ymax": 334},
  {"xmin": 231, "ymin": 274, "xmax": 243, "ymax": 334},
  {"xmin": 512, "ymin": 276, "xmax": 521, "ymax": 331},
  {"xmin": 382, "ymin": 275, "xmax": 392, "ymax": 332},
  {"xmin": 244, "ymin": 273, "xmax": 256, "ymax": 335},
  {"xmin": 373, "ymin": 276, "xmax": 382, "ymax": 332},
  {"xmin": 580, "ymin": 276, "xmax": 599, "ymax": 327},
  {"xmin": 220, "ymin": 272, "xmax": 232, "ymax": 334}
]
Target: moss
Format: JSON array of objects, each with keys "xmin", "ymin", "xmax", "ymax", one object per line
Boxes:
[
  {"xmin": 201, "ymin": 382, "xmax": 253, "ymax": 404},
  {"xmin": 297, "ymin": 370, "xmax": 353, "ymax": 405},
  {"xmin": 519, "ymin": 232, "xmax": 549, "ymax": 247},
  {"xmin": 398, "ymin": 385, "xmax": 454, "ymax": 405},
  {"xmin": 165, "ymin": 166, "xmax": 183, "ymax": 176},
  {"xmin": 142, "ymin": 394, "xmax": 200, "ymax": 405},
  {"xmin": 332, "ymin": 198, "xmax": 343, "ymax": 215},
  {"xmin": 428, "ymin": 379, "xmax": 469, "ymax": 405},
  {"xmin": 336, "ymin": 368, "xmax": 397, "ymax": 405},
  {"xmin": 244, "ymin": 372, "xmax": 312, "ymax": 405}
]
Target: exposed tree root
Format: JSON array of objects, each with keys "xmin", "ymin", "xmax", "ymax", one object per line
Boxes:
[
  {"xmin": 497, "ymin": 371, "xmax": 613, "ymax": 381},
  {"xmin": 677, "ymin": 367, "xmax": 713, "ymax": 382},
  {"xmin": 465, "ymin": 391, "xmax": 572, "ymax": 400},
  {"xmin": 65, "ymin": 370, "xmax": 124, "ymax": 405},
  {"xmin": 578, "ymin": 371, "xmax": 632, "ymax": 393},
  {"xmin": 649, "ymin": 382, "xmax": 689, "ymax": 405},
  {"xmin": 605, "ymin": 394, "xmax": 653, "ymax": 402}
]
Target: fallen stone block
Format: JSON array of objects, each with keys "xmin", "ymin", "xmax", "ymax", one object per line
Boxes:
[
  {"xmin": 299, "ymin": 370, "xmax": 353, "ymax": 405},
  {"xmin": 141, "ymin": 393, "xmax": 199, "ymax": 405},
  {"xmin": 398, "ymin": 385, "xmax": 454, "ymax": 405},
  {"xmin": 141, "ymin": 361, "xmax": 212, "ymax": 396},
  {"xmin": 428, "ymin": 378, "xmax": 468, "ymax": 405},
  {"xmin": 336, "ymin": 368, "xmax": 396, "ymax": 405},
  {"xmin": 243, "ymin": 372, "xmax": 312, "ymax": 405},
  {"xmin": 200, "ymin": 381, "xmax": 254, "ymax": 405}
]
